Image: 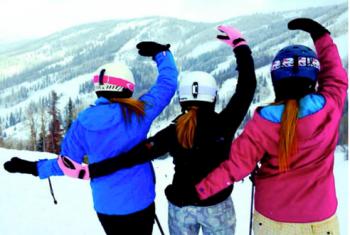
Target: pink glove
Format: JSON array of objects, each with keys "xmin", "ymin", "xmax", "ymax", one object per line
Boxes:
[
  {"xmin": 57, "ymin": 155, "xmax": 90, "ymax": 180},
  {"xmin": 217, "ymin": 25, "xmax": 247, "ymax": 48}
]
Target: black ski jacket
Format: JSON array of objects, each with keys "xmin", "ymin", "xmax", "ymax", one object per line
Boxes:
[{"xmin": 89, "ymin": 45, "xmax": 256, "ymax": 207}]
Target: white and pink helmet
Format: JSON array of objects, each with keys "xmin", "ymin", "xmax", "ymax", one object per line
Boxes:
[{"xmin": 93, "ymin": 62, "xmax": 135, "ymax": 97}]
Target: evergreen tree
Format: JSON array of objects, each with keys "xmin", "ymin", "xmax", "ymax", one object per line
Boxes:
[
  {"xmin": 37, "ymin": 110, "xmax": 47, "ymax": 152},
  {"xmin": 0, "ymin": 121, "xmax": 3, "ymax": 147},
  {"xmin": 27, "ymin": 106, "xmax": 37, "ymax": 151},
  {"xmin": 64, "ymin": 98, "xmax": 75, "ymax": 132},
  {"xmin": 45, "ymin": 91, "xmax": 62, "ymax": 154}
]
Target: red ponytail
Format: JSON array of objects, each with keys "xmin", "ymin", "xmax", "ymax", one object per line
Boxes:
[
  {"xmin": 278, "ymin": 99, "xmax": 299, "ymax": 172},
  {"xmin": 176, "ymin": 107, "xmax": 198, "ymax": 149},
  {"xmin": 110, "ymin": 98, "xmax": 145, "ymax": 122}
]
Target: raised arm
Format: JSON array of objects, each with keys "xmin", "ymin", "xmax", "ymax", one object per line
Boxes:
[
  {"xmin": 216, "ymin": 25, "xmax": 256, "ymax": 138},
  {"xmin": 88, "ymin": 124, "xmax": 174, "ymax": 179},
  {"xmin": 137, "ymin": 42, "xmax": 179, "ymax": 119},
  {"xmin": 288, "ymin": 18, "xmax": 348, "ymax": 110}
]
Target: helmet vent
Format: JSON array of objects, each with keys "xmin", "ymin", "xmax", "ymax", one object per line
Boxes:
[
  {"xmin": 293, "ymin": 55, "xmax": 299, "ymax": 73},
  {"xmin": 99, "ymin": 69, "xmax": 106, "ymax": 85},
  {"xmin": 192, "ymin": 82, "xmax": 199, "ymax": 98}
]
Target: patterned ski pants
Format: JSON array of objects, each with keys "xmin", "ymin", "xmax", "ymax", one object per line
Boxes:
[
  {"xmin": 253, "ymin": 210, "xmax": 340, "ymax": 235},
  {"xmin": 168, "ymin": 197, "xmax": 236, "ymax": 235}
]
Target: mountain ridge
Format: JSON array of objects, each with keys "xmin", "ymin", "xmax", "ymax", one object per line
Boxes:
[{"xmin": 0, "ymin": 3, "xmax": 347, "ymax": 144}]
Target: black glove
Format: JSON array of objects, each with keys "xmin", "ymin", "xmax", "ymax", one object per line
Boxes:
[
  {"xmin": 136, "ymin": 41, "xmax": 170, "ymax": 58},
  {"xmin": 288, "ymin": 18, "xmax": 330, "ymax": 41},
  {"xmin": 4, "ymin": 157, "xmax": 38, "ymax": 176}
]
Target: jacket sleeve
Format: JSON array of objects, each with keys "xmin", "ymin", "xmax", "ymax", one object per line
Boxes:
[
  {"xmin": 315, "ymin": 34, "xmax": 348, "ymax": 110},
  {"xmin": 37, "ymin": 120, "xmax": 86, "ymax": 179},
  {"xmin": 89, "ymin": 125, "xmax": 174, "ymax": 178},
  {"xmin": 217, "ymin": 45, "xmax": 256, "ymax": 138},
  {"xmin": 196, "ymin": 116, "xmax": 265, "ymax": 200},
  {"xmin": 139, "ymin": 51, "xmax": 178, "ymax": 120}
]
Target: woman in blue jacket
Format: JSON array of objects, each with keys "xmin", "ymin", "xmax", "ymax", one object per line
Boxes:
[{"xmin": 4, "ymin": 41, "xmax": 178, "ymax": 235}]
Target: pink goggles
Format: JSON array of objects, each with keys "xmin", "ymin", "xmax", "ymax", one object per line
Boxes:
[{"xmin": 93, "ymin": 75, "xmax": 135, "ymax": 92}]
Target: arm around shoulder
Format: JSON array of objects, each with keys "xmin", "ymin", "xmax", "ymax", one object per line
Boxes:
[
  {"xmin": 89, "ymin": 124, "xmax": 173, "ymax": 179},
  {"xmin": 196, "ymin": 114, "xmax": 265, "ymax": 199}
]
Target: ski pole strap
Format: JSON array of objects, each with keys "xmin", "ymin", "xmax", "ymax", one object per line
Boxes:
[
  {"xmin": 155, "ymin": 214, "xmax": 165, "ymax": 235},
  {"xmin": 48, "ymin": 177, "xmax": 58, "ymax": 205}
]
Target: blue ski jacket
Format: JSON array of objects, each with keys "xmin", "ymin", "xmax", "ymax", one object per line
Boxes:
[{"xmin": 37, "ymin": 51, "xmax": 178, "ymax": 215}]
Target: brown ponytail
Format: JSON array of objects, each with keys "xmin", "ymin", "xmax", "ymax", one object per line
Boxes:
[
  {"xmin": 109, "ymin": 98, "xmax": 145, "ymax": 123},
  {"xmin": 176, "ymin": 107, "xmax": 198, "ymax": 149},
  {"xmin": 278, "ymin": 99, "xmax": 299, "ymax": 172}
]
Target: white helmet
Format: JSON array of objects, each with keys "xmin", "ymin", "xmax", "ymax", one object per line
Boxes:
[
  {"xmin": 93, "ymin": 62, "xmax": 135, "ymax": 95},
  {"xmin": 178, "ymin": 71, "xmax": 218, "ymax": 103}
]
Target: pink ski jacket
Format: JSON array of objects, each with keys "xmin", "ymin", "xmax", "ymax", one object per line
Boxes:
[{"xmin": 196, "ymin": 34, "xmax": 348, "ymax": 223}]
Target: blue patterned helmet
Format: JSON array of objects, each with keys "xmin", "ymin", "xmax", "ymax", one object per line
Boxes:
[{"xmin": 271, "ymin": 45, "xmax": 320, "ymax": 82}]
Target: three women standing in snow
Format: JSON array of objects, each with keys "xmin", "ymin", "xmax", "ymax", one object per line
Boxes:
[{"xmin": 4, "ymin": 17, "xmax": 347, "ymax": 235}]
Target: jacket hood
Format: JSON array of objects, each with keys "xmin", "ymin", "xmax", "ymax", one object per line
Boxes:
[{"xmin": 258, "ymin": 93, "xmax": 326, "ymax": 139}]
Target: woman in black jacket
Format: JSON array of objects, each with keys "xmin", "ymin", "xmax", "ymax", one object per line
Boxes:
[{"xmin": 89, "ymin": 25, "xmax": 256, "ymax": 235}]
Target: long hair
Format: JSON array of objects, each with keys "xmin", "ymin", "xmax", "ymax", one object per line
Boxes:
[
  {"xmin": 109, "ymin": 98, "xmax": 145, "ymax": 123},
  {"xmin": 278, "ymin": 99, "xmax": 299, "ymax": 172},
  {"xmin": 176, "ymin": 106, "xmax": 198, "ymax": 149}
]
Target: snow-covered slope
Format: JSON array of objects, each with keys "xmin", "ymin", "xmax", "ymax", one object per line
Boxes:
[
  {"xmin": 0, "ymin": 146, "xmax": 347, "ymax": 235},
  {"xmin": 0, "ymin": 4, "xmax": 348, "ymax": 233},
  {"xmin": 0, "ymin": 3, "xmax": 347, "ymax": 144}
]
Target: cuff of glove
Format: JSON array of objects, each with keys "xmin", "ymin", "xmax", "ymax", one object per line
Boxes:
[
  {"xmin": 233, "ymin": 38, "xmax": 247, "ymax": 48},
  {"xmin": 31, "ymin": 163, "xmax": 39, "ymax": 176},
  {"xmin": 311, "ymin": 29, "xmax": 330, "ymax": 42},
  {"xmin": 233, "ymin": 44, "xmax": 251, "ymax": 55}
]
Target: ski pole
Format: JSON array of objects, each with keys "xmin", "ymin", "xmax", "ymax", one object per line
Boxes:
[
  {"xmin": 249, "ymin": 165, "xmax": 259, "ymax": 235},
  {"xmin": 249, "ymin": 178, "xmax": 254, "ymax": 235},
  {"xmin": 155, "ymin": 214, "xmax": 165, "ymax": 235},
  {"xmin": 48, "ymin": 177, "xmax": 58, "ymax": 204}
]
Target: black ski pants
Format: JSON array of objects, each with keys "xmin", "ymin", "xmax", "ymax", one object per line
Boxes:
[{"xmin": 97, "ymin": 202, "xmax": 155, "ymax": 235}]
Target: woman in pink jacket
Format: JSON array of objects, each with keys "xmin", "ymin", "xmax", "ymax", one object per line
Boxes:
[{"xmin": 196, "ymin": 18, "xmax": 348, "ymax": 235}]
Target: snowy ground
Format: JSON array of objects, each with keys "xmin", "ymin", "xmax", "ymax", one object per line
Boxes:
[{"xmin": 0, "ymin": 146, "xmax": 348, "ymax": 235}]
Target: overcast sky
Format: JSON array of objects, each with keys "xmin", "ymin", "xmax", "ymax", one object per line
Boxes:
[{"xmin": 0, "ymin": 0, "xmax": 347, "ymax": 41}]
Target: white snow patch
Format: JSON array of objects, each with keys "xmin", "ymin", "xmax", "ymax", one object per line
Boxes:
[{"xmin": 0, "ymin": 146, "xmax": 347, "ymax": 235}]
